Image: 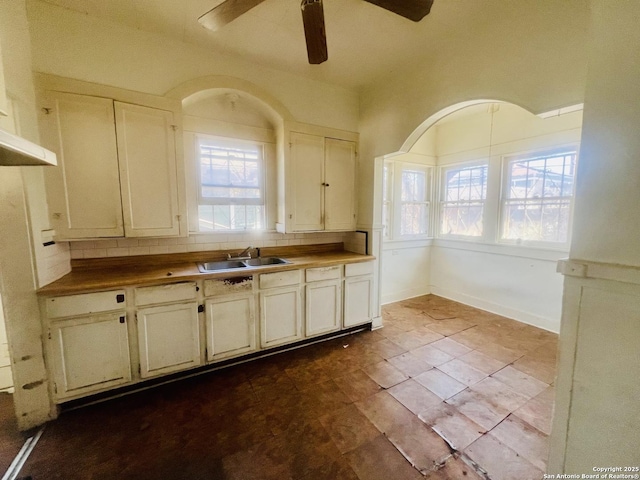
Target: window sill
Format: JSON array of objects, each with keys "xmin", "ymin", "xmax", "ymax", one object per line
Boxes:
[
  {"xmin": 383, "ymin": 238, "xmax": 433, "ymax": 250},
  {"xmin": 433, "ymin": 238, "xmax": 568, "ymax": 261}
]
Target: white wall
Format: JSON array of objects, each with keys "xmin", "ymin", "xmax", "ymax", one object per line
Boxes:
[{"xmin": 549, "ymin": 0, "xmax": 640, "ymax": 472}]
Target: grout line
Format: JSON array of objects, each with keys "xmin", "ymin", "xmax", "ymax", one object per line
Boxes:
[{"xmin": 1, "ymin": 426, "xmax": 45, "ymax": 480}]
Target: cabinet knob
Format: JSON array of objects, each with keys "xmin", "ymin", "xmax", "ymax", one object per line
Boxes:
[{"xmin": 322, "ymin": 183, "xmax": 330, "ymax": 187}]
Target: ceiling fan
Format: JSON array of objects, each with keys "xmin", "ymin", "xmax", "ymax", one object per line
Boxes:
[{"xmin": 198, "ymin": 0, "xmax": 434, "ymax": 65}]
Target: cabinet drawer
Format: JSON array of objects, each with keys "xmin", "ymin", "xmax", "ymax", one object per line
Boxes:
[
  {"xmin": 46, "ymin": 290, "xmax": 126, "ymax": 319},
  {"xmin": 134, "ymin": 282, "xmax": 197, "ymax": 306},
  {"xmin": 306, "ymin": 265, "xmax": 342, "ymax": 282},
  {"xmin": 259, "ymin": 270, "xmax": 301, "ymax": 289},
  {"xmin": 204, "ymin": 276, "xmax": 253, "ymax": 297},
  {"xmin": 345, "ymin": 262, "xmax": 374, "ymax": 277}
]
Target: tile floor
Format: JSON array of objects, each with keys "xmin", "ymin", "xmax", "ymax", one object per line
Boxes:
[{"xmin": 12, "ymin": 295, "xmax": 557, "ymax": 480}]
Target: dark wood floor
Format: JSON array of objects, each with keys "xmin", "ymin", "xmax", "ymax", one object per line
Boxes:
[
  {"xmin": 13, "ymin": 295, "xmax": 557, "ymax": 479},
  {"xmin": 0, "ymin": 392, "xmax": 30, "ymax": 475}
]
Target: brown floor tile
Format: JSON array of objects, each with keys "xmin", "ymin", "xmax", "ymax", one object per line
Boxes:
[
  {"xmin": 449, "ymin": 327, "xmax": 489, "ymax": 350},
  {"xmin": 318, "ymin": 404, "xmax": 380, "ymax": 454},
  {"xmin": 512, "ymin": 354, "xmax": 557, "ymax": 384},
  {"xmin": 512, "ymin": 386, "xmax": 555, "ymax": 435},
  {"xmin": 387, "ymin": 352, "xmax": 433, "ymax": 377},
  {"xmin": 0, "ymin": 393, "xmax": 30, "ymax": 475},
  {"xmin": 285, "ymin": 361, "xmax": 332, "ymax": 389},
  {"xmin": 388, "ymin": 379, "xmax": 443, "ymax": 415},
  {"xmin": 297, "ymin": 457, "xmax": 361, "ymax": 480},
  {"xmin": 431, "ymin": 338, "xmax": 473, "ymax": 358},
  {"xmin": 333, "ymin": 369, "xmax": 383, "ymax": 402},
  {"xmin": 414, "ymin": 369, "xmax": 466, "ymax": 400},
  {"xmin": 436, "ymin": 455, "xmax": 485, "ymax": 479},
  {"xmin": 344, "ymin": 435, "xmax": 424, "ymax": 480},
  {"xmin": 437, "ymin": 359, "xmax": 488, "ymax": 386},
  {"xmin": 362, "ymin": 360, "xmax": 409, "ymax": 389},
  {"xmin": 491, "ymin": 365, "xmax": 549, "ymax": 398},
  {"xmin": 387, "ymin": 328, "xmax": 443, "ymax": 350},
  {"xmin": 418, "ymin": 402, "xmax": 485, "ymax": 451},
  {"xmin": 469, "ymin": 377, "xmax": 530, "ymax": 412},
  {"xmin": 489, "ymin": 414, "xmax": 549, "ymax": 471},
  {"xmin": 465, "ymin": 433, "xmax": 543, "ymax": 480},
  {"xmin": 410, "ymin": 344, "xmax": 454, "ymax": 366},
  {"xmin": 355, "ymin": 390, "xmax": 414, "ymax": 434},
  {"xmin": 459, "ymin": 349, "xmax": 508, "ymax": 375},
  {"xmin": 475, "ymin": 341, "xmax": 524, "ymax": 364},
  {"xmin": 428, "ymin": 318, "xmax": 476, "ymax": 336},
  {"xmin": 446, "ymin": 389, "xmax": 510, "ymax": 431},
  {"xmin": 364, "ymin": 338, "xmax": 408, "ymax": 359}
]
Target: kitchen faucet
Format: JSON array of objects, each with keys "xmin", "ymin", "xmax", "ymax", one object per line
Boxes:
[{"xmin": 227, "ymin": 246, "xmax": 254, "ymax": 260}]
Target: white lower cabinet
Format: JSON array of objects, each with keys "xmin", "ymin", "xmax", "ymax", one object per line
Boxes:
[
  {"xmin": 134, "ymin": 282, "xmax": 201, "ymax": 378},
  {"xmin": 205, "ymin": 293, "xmax": 256, "ymax": 362},
  {"xmin": 343, "ymin": 262, "xmax": 374, "ymax": 328},
  {"xmin": 49, "ymin": 313, "xmax": 131, "ymax": 400},
  {"xmin": 305, "ymin": 266, "xmax": 342, "ymax": 337},
  {"xmin": 136, "ymin": 302, "xmax": 201, "ymax": 378},
  {"xmin": 259, "ymin": 270, "xmax": 303, "ymax": 348}
]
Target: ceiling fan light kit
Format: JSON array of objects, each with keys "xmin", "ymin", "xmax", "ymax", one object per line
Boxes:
[{"xmin": 199, "ymin": 0, "xmax": 434, "ymax": 65}]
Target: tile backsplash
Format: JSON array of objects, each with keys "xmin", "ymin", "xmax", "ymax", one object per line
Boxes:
[{"xmin": 69, "ymin": 231, "xmax": 364, "ymax": 260}]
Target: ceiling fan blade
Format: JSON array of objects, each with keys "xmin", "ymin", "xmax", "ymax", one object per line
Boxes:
[
  {"xmin": 198, "ymin": 0, "xmax": 267, "ymax": 31},
  {"xmin": 301, "ymin": 0, "xmax": 328, "ymax": 65},
  {"xmin": 363, "ymin": 0, "xmax": 434, "ymax": 22}
]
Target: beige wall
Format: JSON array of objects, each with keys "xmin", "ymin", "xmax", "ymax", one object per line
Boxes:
[
  {"xmin": 27, "ymin": 0, "xmax": 360, "ymax": 133},
  {"xmin": 0, "ymin": 0, "xmax": 54, "ymax": 427}
]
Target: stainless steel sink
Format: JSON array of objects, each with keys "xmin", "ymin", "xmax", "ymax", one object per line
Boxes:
[
  {"xmin": 243, "ymin": 257, "xmax": 290, "ymax": 267},
  {"xmin": 198, "ymin": 257, "xmax": 290, "ymax": 272},
  {"xmin": 198, "ymin": 260, "xmax": 247, "ymax": 272}
]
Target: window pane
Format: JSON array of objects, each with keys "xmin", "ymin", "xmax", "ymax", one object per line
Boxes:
[
  {"xmin": 197, "ymin": 137, "xmax": 265, "ymax": 231},
  {"xmin": 503, "ymin": 150, "xmax": 576, "ymax": 243},
  {"xmin": 401, "ymin": 170, "xmax": 426, "ymax": 202},
  {"xmin": 440, "ymin": 163, "xmax": 487, "ymax": 237},
  {"xmin": 441, "ymin": 202, "xmax": 484, "ymax": 237},
  {"xmin": 401, "ymin": 202, "xmax": 429, "ymax": 235}
]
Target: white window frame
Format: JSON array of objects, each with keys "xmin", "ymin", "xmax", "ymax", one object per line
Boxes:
[
  {"xmin": 499, "ymin": 146, "xmax": 578, "ymax": 249},
  {"xmin": 195, "ymin": 135, "xmax": 266, "ymax": 232},
  {"xmin": 383, "ymin": 161, "xmax": 433, "ymax": 241},
  {"xmin": 438, "ymin": 160, "xmax": 489, "ymax": 240}
]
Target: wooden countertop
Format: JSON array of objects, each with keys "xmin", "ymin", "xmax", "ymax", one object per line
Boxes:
[{"xmin": 37, "ymin": 243, "xmax": 374, "ymax": 296}]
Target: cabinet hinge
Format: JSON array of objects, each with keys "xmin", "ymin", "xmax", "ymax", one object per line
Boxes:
[
  {"xmin": 170, "ymin": 124, "xmax": 178, "ymax": 131},
  {"xmin": 53, "ymin": 383, "xmax": 57, "ymax": 394},
  {"xmin": 138, "ymin": 365, "xmax": 141, "ymax": 375},
  {"xmin": 42, "ymin": 107, "xmax": 52, "ymax": 115},
  {"xmin": 289, "ymin": 214, "xmax": 293, "ymax": 219},
  {"xmin": 47, "ymin": 330, "xmax": 52, "ymax": 340},
  {"xmin": 205, "ymin": 347, "xmax": 208, "ymax": 359},
  {"xmin": 198, "ymin": 304, "xmax": 205, "ymax": 313}
]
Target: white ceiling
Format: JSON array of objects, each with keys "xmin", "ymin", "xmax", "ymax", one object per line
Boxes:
[{"xmin": 36, "ymin": 0, "xmax": 487, "ymax": 89}]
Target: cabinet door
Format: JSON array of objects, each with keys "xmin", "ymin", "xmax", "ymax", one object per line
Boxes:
[
  {"xmin": 49, "ymin": 313, "xmax": 131, "ymax": 399},
  {"xmin": 306, "ymin": 280, "xmax": 342, "ymax": 337},
  {"xmin": 344, "ymin": 275, "xmax": 373, "ymax": 327},
  {"xmin": 290, "ymin": 132, "xmax": 324, "ymax": 231},
  {"xmin": 260, "ymin": 286, "xmax": 302, "ymax": 348},
  {"xmin": 115, "ymin": 102, "xmax": 180, "ymax": 237},
  {"xmin": 42, "ymin": 92, "xmax": 123, "ymax": 239},
  {"xmin": 205, "ymin": 294, "xmax": 256, "ymax": 362},
  {"xmin": 137, "ymin": 302, "xmax": 201, "ymax": 378},
  {"xmin": 324, "ymin": 138, "xmax": 357, "ymax": 231}
]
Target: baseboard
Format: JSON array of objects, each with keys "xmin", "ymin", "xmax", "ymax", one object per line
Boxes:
[
  {"xmin": 381, "ymin": 286, "xmax": 431, "ymax": 305},
  {"xmin": 371, "ymin": 316, "xmax": 383, "ymax": 330},
  {"xmin": 429, "ymin": 286, "xmax": 560, "ymax": 333}
]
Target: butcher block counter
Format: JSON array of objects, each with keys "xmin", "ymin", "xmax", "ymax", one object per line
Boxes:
[{"xmin": 37, "ymin": 243, "xmax": 374, "ymax": 296}]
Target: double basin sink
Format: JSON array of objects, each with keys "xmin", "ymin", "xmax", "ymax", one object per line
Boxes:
[{"xmin": 198, "ymin": 257, "xmax": 290, "ymax": 273}]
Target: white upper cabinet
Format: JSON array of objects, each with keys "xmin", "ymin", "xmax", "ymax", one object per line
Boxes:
[
  {"xmin": 43, "ymin": 92, "xmax": 124, "ymax": 238},
  {"xmin": 40, "ymin": 86, "xmax": 185, "ymax": 240},
  {"xmin": 324, "ymin": 138, "xmax": 357, "ymax": 231},
  {"xmin": 278, "ymin": 127, "xmax": 358, "ymax": 233},
  {"xmin": 115, "ymin": 102, "xmax": 180, "ymax": 237}
]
